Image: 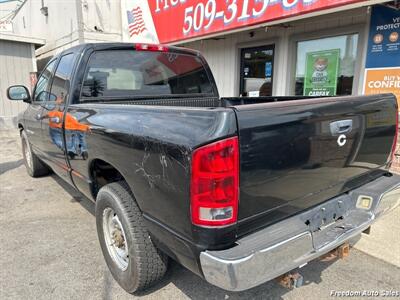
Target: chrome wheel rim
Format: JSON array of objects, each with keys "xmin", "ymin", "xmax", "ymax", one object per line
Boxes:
[
  {"xmin": 103, "ymin": 208, "xmax": 129, "ymax": 270},
  {"xmin": 24, "ymin": 139, "xmax": 33, "ymax": 170}
]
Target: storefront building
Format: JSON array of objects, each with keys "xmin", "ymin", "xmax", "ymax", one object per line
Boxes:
[
  {"xmin": 122, "ymin": 0, "xmax": 399, "ymax": 100},
  {"xmin": 122, "ymin": 0, "xmax": 400, "ymax": 170}
]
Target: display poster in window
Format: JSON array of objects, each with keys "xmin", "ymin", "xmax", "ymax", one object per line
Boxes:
[
  {"xmin": 363, "ymin": 5, "xmax": 400, "ymax": 108},
  {"xmin": 265, "ymin": 62, "xmax": 272, "ymax": 78},
  {"xmin": 303, "ymin": 49, "xmax": 340, "ymax": 97}
]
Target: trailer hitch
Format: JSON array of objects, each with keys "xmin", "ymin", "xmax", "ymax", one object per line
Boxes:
[
  {"xmin": 277, "ymin": 272, "xmax": 304, "ymax": 289},
  {"xmin": 277, "ymin": 242, "xmax": 350, "ymax": 289},
  {"xmin": 320, "ymin": 242, "xmax": 350, "ymax": 261}
]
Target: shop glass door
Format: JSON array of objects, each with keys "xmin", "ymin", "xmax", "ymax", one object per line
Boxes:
[{"xmin": 240, "ymin": 45, "xmax": 275, "ymax": 97}]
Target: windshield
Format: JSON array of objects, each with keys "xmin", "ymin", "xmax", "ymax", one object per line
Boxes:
[{"xmin": 81, "ymin": 50, "xmax": 214, "ymax": 100}]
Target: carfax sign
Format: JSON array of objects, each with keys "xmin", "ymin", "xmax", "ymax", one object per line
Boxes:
[
  {"xmin": 122, "ymin": 0, "xmax": 364, "ymax": 44},
  {"xmin": 303, "ymin": 49, "xmax": 340, "ymax": 97}
]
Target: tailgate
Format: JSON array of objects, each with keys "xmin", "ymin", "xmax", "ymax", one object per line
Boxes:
[{"xmin": 233, "ymin": 94, "xmax": 398, "ymax": 236}]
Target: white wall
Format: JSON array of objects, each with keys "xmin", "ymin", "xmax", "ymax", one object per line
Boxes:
[
  {"xmin": 11, "ymin": 0, "xmax": 123, "ymax": 62},
  {"xmin": 81, "ymin": 0, "xmax": 122, "ymax": 42},
  {"xmin": 183, "ymin": 7, "xmax": 369, "ymax": 97},
  {"xmin": 12, "ymin": 0, "xmax": 79, "ymax": 59},
  {"xmin": 0, "ymin": 39, "xmax": 35, "ymax": 128}
]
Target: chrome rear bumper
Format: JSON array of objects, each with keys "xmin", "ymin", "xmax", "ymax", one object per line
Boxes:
[{"xmin": 200, "ymin": 174, "xmax": 400, "ymax": 291}]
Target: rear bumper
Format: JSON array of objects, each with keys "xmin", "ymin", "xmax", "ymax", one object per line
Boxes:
[{"xmin": 200, "ymin": 174, "xmax": 400, "ymax": 291}]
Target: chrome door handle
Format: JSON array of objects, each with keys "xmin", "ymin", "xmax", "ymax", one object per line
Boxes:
[{"xmin": 330, "ymin": 119, "xmax": 353, "ymax": 135}]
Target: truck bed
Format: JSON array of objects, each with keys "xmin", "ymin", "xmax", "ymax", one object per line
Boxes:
[
  {"xmin": 76, "ymin": 93, "xmax": 398, "ymax": 239},
  {"xmin": 78, "ymin": 96, "xmax": 314, "ymax": 108}
]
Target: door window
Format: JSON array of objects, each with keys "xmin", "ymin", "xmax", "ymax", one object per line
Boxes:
[
  {"xmin": 295, "ymin": 34, "xmax": 359, "ymax": 96},
  {"xmin": 240, "ymin": 45, "xmax": 275, "ymax": 97},
  {"xmin": 33, "ymin": 60, "xmax": 56, "ymax": 102},
  {"xmin": 49, "ymin": 53, "xmax": 75, "ymax": 105}
]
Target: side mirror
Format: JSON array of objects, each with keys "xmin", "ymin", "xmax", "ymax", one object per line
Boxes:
[{"xmin": 7, "ymin": 85, "xmax": 31, "ymax": 103}]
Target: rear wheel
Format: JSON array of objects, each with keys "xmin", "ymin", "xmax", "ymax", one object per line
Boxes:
[
  {"xmin": 21, "ymin": 130, "xmax": 50, "ymax": 177},
  {"xmin": 95, "ymin": 181, "xmax": 168, "ymax": 293}
]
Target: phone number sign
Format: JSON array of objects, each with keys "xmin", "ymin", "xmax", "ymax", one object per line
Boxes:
[{"xmin": 147, "ymin": 0, "xmax": 363, "ymax": 43}]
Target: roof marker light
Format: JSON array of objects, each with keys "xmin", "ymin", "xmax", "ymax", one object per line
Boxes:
[{"xmin": 135, "ymin": 43, "xmax": 169, "ymax": 52}]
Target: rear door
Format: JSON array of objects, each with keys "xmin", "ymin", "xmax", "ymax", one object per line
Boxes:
[
  {"xmin": 233, "ymin": 95, "xmax": 397, "ymax": 236},
  {"xmin": 40, "ymin": 53, "xmax": 76, "ymax": 182},
  {"xmin": 24, "ymin": 59, "xmax": 56, "ymax": 151}
]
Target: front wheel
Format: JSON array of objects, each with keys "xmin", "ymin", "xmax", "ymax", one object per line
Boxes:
[
  {"xmin": 95, "ymin": 181, "xmax": 168, "ymax": 293},
  {"xmin": 21, "ymin": 130, "xmax": 50, "ymax": 177}
]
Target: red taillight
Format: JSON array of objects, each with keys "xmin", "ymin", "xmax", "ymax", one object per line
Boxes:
[
  {"xmin": 390, "ymin": 111, "xmax": 399, "ymax": 162},
  {"xmin": 135, "ymin": 43, "xmax": 169, "ymax": 52},
  {"xmin": 191, "ymin": 137, "xmax": 239, "ymax": 227}
]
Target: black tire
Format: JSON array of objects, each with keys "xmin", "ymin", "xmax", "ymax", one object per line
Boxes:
[
  {"xmin": 95, "ymin": 181, "xmax": 168, "ymax": 293},
  {"xmin": 21, "ymin": 130, "xmax": 51, "ymax": 177}
]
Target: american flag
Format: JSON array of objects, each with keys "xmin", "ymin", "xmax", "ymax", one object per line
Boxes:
[{"xmin": 127, "ymin": 7, "xmax": 146, "ymax": 37}]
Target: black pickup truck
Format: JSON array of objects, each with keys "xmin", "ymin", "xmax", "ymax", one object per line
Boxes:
[{"xmin": 7, "ymin": 43, "xmax": 400, "ymax": 293}]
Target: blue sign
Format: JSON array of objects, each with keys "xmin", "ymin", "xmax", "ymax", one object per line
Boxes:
[
  {"xmin": 365, "ymin": 5, "xmax": 400, "ymax": 69},
  {"xmin": 265, "ymin": 62, "xmax": 272, "ymax": 78}
]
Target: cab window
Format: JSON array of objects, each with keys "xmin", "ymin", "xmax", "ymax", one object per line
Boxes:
[
  {"xmin": 33, "ymin": 60, "xmax": 56, "ymax": 102},
  {"xmin": 49, "ymin": 54, "xmax": 75, "ymax": 104},
  {"xmin": 80, "ymin": 50, "xmax": 214, "ymax": 101}
]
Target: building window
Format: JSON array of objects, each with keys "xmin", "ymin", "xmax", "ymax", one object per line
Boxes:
[
  {"xmin": 240, "ymin": 45, "xmax": 275, "ymax": 97},
  {"xmin": 295, "ymin": 34, "xmax": 359, "ymax": 96}
]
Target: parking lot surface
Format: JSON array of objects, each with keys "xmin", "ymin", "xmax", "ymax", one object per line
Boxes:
[{"xmin": 1, "ymin": 129, "xmax": 399, "ymax": 300}]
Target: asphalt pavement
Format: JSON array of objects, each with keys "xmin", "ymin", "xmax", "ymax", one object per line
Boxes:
[{"xmin": 1, "ymin": 129, "xmax": 399, "ymax": 300}]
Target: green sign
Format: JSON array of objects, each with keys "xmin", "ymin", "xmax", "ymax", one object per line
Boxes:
[{"xmin": 303, "ymin": 49, "xmax": 340, "ymax": 97}]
